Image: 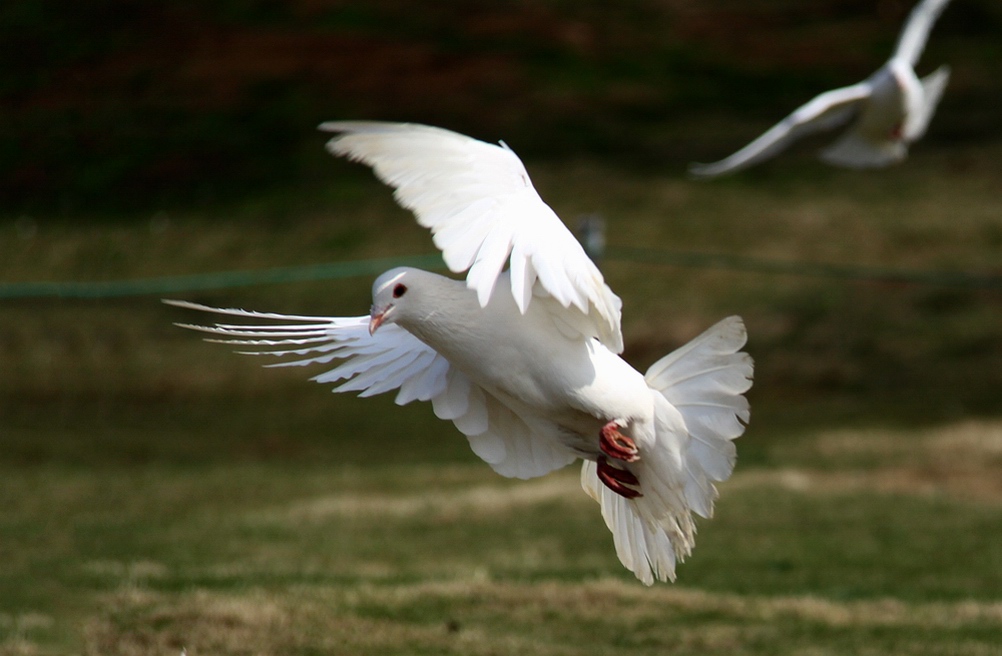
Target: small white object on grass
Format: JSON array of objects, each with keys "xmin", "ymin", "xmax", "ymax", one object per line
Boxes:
[
  {"xmin": 168, "ymin": 121, "xmax": 753, "ymax": 585},
  {"xmin": 689, "ymin": 0, "xmax": 953, "ymax": 177}
]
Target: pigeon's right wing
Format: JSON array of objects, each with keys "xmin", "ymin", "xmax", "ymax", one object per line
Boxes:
[
  {"xmin": 166, "ymin": 300, "xmax": 576, "ymax": 479},
  {"xmin": 893, "ymin": 0, "xmax": 952, "ymax": 67},
  {"xmin": 688, "ymin": 83, "xmax": 872, "ymax": 178}
]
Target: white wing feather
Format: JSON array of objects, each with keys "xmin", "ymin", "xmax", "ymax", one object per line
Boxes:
[
  {"xmin": 689, "ymin": 83, "xmax": 872, "ymax": 178},
  {"xmin": 893, "ymin": 0, "xmax": 952, "ymax": 67},
  {"xmin": 165, "ymin": 300, "xmax": 451, "ymax": 405},
  {"xmin": 465, "ymin": 398, "xmax": 577, "ymax": 480},
  {"xmin": 905, "ymin": 65, "xmax": 950, "ymax": 141},
  {"xmin": 320, "ymin": 121, "xmax": 623, "ymax": 353},
  {"xmin": 166, "ymin": 299, "xmax": 577, "ymax": 478}
]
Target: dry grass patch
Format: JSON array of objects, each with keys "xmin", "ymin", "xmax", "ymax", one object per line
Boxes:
[
  {"xmin": 345, "ymin": 578, "xmax": 1002, "ymax": 630},
  {"xmin": 256, "ymin": 469, "xmax": 584, "ymax": 524},
  {"xmin": 753, "ymin": 419, "xmax": 1002, "ymax": 503},
  {"xmin": 0, "ymin": 615, "xmax": 55, "ymax": 656},
  {"xmin": 79, "ymin": 579, "xmax": 1002, "ymax": 656}
]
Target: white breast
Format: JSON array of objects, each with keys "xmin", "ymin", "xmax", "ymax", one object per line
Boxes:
[
  {"xmin": 856, "ymin": 63, "xmax": 911, "ymax": 140},
  {"xmin": 400, "ymin": 274, "xmax": 653, "ymax": 439}
]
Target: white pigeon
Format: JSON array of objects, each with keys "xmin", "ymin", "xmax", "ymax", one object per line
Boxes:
[
  {"xmin": 689, "ymin": 0, "xmax": 953, "ymax": 178},
  {"xmin": 168, "ymin": 121, "xmax": 753, "ymax": 585}
]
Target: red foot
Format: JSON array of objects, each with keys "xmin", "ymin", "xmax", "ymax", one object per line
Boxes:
[
  {"xmin": 600, "ymin": 421, "xmax": 639, "ymax": 462},
  {"xmin": 597, "ymin": 457, "xmax": 643, "ymax": 499}
]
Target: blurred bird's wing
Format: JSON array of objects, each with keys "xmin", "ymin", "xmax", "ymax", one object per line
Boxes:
[
  {"xmin": 165, "ymin": 300, "xmax": 577, "ymax": 479},
  {"xmin": 319, "ymin": 121, "xmax": 624, "ymax": 353},
  {"xmin": 688, "ymin": 83, "xmax": 872, "ymax": 178},
  {"xmin": 904, "ymin": 64, "xmax": 951, "ymax": 141},
  {"xmin": 892, "ymin": 0, "xmax": 952, "ymax": 67}
]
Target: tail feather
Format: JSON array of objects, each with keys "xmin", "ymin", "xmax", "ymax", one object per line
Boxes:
[
  {"xmin": 820, "ymin": 131, "xmax": 907, "ymax": 168},
  {"xmin": 581, "ymin": 460, "xmax": 681, "ymax": 584},
  {"xmin": 648, "ymin": 316, "xmax": 752, "ymax": 490},
  {"xmin": 581, "ymin": 316, "xmax": 753, "ymax": 585}
]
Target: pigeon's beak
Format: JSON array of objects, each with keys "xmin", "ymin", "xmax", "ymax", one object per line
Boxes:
[{"xmin": 368, "ymin": 306, "xmax": 389, "ymax": 335}]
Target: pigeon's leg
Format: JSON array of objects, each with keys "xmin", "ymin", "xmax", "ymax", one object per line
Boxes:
[
  {"xmin": 600, "ymin": 421, "xmax": 639, "ymax": 462},
  {"xmin": 597, "ymin": 456, "xmax": 643, "ymax": 499}
]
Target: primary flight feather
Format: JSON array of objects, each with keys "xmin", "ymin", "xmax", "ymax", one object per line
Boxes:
[
  {"xmin": 689, "ymin": 0, "xmax": 953, "ymax": 178},
  {"xmin": 169, "ymin": 121, "xmax": 753, "ymax": 584}
]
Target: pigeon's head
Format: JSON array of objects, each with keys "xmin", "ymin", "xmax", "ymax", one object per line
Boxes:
[{"xmin": 369, "ymin": 267, "xmax": 420, "ymax": 335}]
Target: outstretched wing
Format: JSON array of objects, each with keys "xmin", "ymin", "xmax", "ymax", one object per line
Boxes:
[
  {"xmin": 893, "ymin": 0, "xmax": 952, "ymax": 67},
  {"xmin": 166, "ymin": 300, "xmax": 577, "ymax": 478},
  {"xmin": 904, "ymin": 64, "xmax": 950, "ymax": 141},
  {"xmin": 320, "ymin": 121, "xmax": 623, "ymax": 353},
  {"xmin": 688, "ymin": 83, "xmax": 872, "ymax": 178},
  {"xmin": 165, "ymin": 300, "xmax": 452, "ymax": 405}
]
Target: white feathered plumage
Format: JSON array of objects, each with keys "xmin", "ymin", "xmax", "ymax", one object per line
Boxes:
[
  {"xmin": 689, "ymin": 0, "xmax": 953, "ymax": 177},
  {"xmin": 169, "ymin": 121, "xmax": 753, "ymax": 584}
]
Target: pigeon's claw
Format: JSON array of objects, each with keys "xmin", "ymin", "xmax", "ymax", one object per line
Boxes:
[
  {"xmin": 597, "ymin": 456, "xmax": 643, "ymax": 499},
  {"xmin": 600, "ymin": 421, "xmax": 640, "ymax": 462}
]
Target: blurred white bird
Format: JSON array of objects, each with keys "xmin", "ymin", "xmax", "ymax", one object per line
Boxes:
[
  {"xmin": 689, "ymin": 0, "xmax": 953, "ymax": 178},
  {"xmin": 168, "ymin": 121, "xmax": 753, "ymax": 585}
]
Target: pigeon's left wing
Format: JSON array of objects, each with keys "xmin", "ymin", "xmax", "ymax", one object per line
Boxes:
[
  {"xmin": 893, "ymin": 0, "xmax": 952, "ymax": 67},
  {"xmin": 166, "ymin": 300, "xmax": 578, "ymax": 479},
  {"xmin": 688, "ymin": 83, "xmax": 871, "ymax": 178},
  {"xmin": 320, "ymin": 121, "xmax": 624, "ymax": 353},
  {"xmin": 463, "ymin": 391, "xmax": 578, "ymax": 480},
  {"xmin": 165, "ymin": 300, "xmax": 453, "ymax": 405}
]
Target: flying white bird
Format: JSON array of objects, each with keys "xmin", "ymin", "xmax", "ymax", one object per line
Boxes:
[
  {"xmin": 689, "ymin": 0, "xmax": 953, "ymax": 178},
  {"xmin": 168, "ymin": 121, "xmax": 753, "ymax": 585}
]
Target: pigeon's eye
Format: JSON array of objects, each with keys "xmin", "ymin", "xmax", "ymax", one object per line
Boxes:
[{"xmin": 392, "ymin": 283, "xmax": 407, "ymax": 299}]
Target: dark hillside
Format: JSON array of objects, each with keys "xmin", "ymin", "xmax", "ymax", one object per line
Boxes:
[{"xmin": 3, "ymin": 0, "xmax": 998, "ymax": 211}]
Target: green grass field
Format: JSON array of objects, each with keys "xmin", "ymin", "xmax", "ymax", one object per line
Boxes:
[{"xmin": 2, "ymin": 143, "xmax": 1002, "ymax": 654}]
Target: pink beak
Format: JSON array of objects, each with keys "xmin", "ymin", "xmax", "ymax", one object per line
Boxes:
[{"xmin": 368, "ymin": 307, "xmax": 387, "ymax": 335}]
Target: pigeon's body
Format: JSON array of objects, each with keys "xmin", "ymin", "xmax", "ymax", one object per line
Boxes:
[
  {"xmin": 387, "ymin": 268, "xmax": 652, "ymax": 458},
  {"xmin": 170, "ymin": 121, "xmax": 753, "ymax": 585},
  {"xmin": 817, "ymin": 63, "xmax": 911, "ymax": 168},
  {"xmin": 690, "ymin": 0, "xmax": 952, "ymax": 177}
]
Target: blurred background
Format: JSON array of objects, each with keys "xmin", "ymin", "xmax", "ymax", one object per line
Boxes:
[
  {"xmin": 2, "ymin": 1, "xmax": 1001, "ymax": 654},
  {"xmin": 4, "ymin": 0, "xmax": 1001, "ymax": 211}
]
